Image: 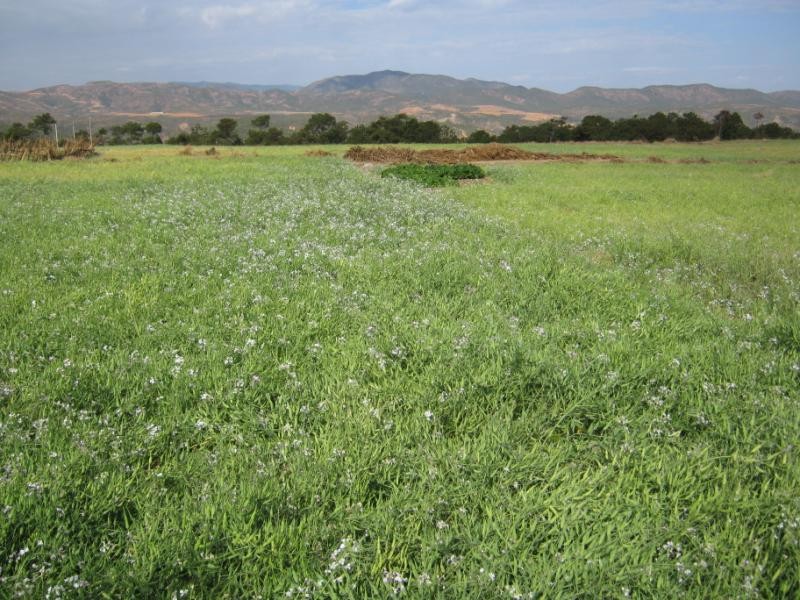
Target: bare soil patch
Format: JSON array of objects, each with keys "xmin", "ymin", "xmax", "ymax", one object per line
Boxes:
[
  {"xmin": 469, "ymin": 105, "xmax": 558, "ymax": 122},
  {"xmin": 677, "ymin": 158, "xmax": 711, "ymax": 164},
  {"xmin": 344, "ymin": 143, "xmax": 623, "ymax": 165}
]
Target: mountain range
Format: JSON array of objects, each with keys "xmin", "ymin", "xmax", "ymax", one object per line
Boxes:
[{"xmin": 2, "ymin": 70, "xmax": 799, "ymax": 133}]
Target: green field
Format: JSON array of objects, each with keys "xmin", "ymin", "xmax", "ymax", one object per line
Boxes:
[{"xmin": 1, "ymin": 141, "xmax": 799, "ymax": 598}]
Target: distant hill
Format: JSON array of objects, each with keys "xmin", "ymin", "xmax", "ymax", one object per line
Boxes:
[
  {"xmin": 175, "ymin": 81, "xmax": 302, "ymax": 93},
  {"xmin": 2, "ymin": 70, "xmax": 799, "ymax": 133}
]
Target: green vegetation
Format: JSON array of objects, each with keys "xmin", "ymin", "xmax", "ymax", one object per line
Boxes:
[
  {"xmin": 497, "ymin": 111, "xmax": 798, "ymax": 143},
  {"xmin": 348, "ymin": 114, "xmax": 458, "ymax": 144},
  {"xmin": 381, "ymin": 163, "xmax": 486, "ymax": 186},
  {"xmin": 0, "ymin": 141, "xmax": 798, "ymax": 597},
  {"xmin": 1, "ymin": 113, "xmax": 57, "ymax": 141},
  {"xmin": 167, "ymin": 113, "xmax": 457, "ymax": 146},
  {"xmin": 8, "ymin": 109, "xmax": 795, "ymax": 149},
  {"xmin": 166, "ymin": 118, "xmax": 243, "ymax": 146},
  {"xmin": 106, "ymin": 121, "xmax": 163, "ymax": 145}
]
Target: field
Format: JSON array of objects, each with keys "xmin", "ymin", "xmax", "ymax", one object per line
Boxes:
[{"xmin": 1, "ymin": 141, "xmax": 799, "ymax": 598}]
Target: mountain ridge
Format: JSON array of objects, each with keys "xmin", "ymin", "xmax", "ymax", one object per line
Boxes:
[{"xmin": 2, "ymin": 71, "xmax": 799, "ymax": 132}]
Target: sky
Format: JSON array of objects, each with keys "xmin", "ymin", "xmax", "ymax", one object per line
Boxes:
[{"xmin": 1, "ymin": 0, "xmax": 798, "ymax": 92}]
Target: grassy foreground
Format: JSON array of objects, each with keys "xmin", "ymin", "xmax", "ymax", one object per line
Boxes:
[{"xmin": 0, "ymin": 142, "xmax": 799, "ymax": 598}]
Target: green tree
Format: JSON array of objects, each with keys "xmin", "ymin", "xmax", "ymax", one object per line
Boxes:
[
  {"xmin": 3, "ymin": 122, "xmax": 32, "ymax": 141},
  {"xmin": 142, "ymin": 122, "xmax": 163, "ymax": 144},
  {"xmin": 642, "ymin": 112, "xmax": 675, "ymax": 142},
  {"xmin": 753, "ymin": 122, "xmax": 797, "ymax": 139},
  {"xmin": 348, "ymin": 114, "xmax": 457, "ymax": 144},
  {"xmin": 346, "ymin": 124, "xmax": 371, "ymax": 144},
  {"xmin": 295, "ymin": 113, "xmax": 348, "ymax": 144},
  {"xmin": 213, "ymin": 118, "xmax": 241, "ymax": 145},
  {"xmin": 245, "ymin": 127, "xmax": 286, "ymax": 145},
  {"xmin": 575, "ymin": 115, "xmax": 613, "ymax": 141},
  {"xmin": 466, "ymin": 130, "xmax": 493, "ymax": 144},
  {"xmin": 674, "ymin": 112, "xmax": 715, "ymax": 141},
  {"xmin": 251, "ymin": 114, "xmax": 271, "ymax": 129},
  {"xmin": 246, "ymin": 114, "xmax": 280, "ymax": 144},
  {"xmin": 29, "ymin": 113, "xmax": 57, "ymax": 135},
  {"xmin": 714, "ymin": 111, "xmax": 750, "ymax": 140}
]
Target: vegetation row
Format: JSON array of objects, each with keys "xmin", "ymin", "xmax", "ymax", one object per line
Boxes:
[
  {"xmin": 380, "ymin": 164, "xmax": 486, "ymax": 187},
  {"xmin": 2, "ymin": 109, "xmax": 797, "ymax": 148}
]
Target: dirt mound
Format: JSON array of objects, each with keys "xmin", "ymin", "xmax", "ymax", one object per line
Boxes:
[
  {"xmin": 344, "ymin": 146, "xmax": 418, "ymax": 163},
  {"xmin": 344, "ymin": 143, "xmax": 622, "ymax": 164}
]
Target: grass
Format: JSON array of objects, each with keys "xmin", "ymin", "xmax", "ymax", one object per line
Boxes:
[{"xmin": 0, "ymin": 142, "xmax": 799, "ymax": 598}]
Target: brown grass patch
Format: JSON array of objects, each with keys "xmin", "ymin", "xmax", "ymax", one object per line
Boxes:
[
  {"xmin": 344, "ymin": 143, "xmax": 623, "ymax": 165},
  {"xmin": 305, "ymin": 150, "xmax": 333, "ymax": 157},
  {"xmin": 0, "ymin": 138, "xmax": 96, "ymax": 161},
  {"xmin": 677, "ymin": 157, "xmax": 711, "ymax": 164},
  {"xmin": 178, "ymin": 145, "xmax": 194, "ymax": 156}
]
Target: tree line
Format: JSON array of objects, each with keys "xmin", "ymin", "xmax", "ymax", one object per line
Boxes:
[
  {"xmin": 164, "ymin": 113, "xmax": 459, "ymax": 146},
  {"xmin": 478, "ymin": 111, "xmax": 798, "ymax": 143},
  {"xmin": 0, "ymin": 113, "xmax": 164, "ymax": 145},
  {"xmin": 3, "ymin": 110, "xmax": 797, "ymax": 146}
]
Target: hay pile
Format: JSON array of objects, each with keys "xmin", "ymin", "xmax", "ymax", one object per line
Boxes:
[
  {"xmin": 0, "ymin": 138, "xmax": 96, "ymax": 161},
  {"xmin": 344, "ymin": 143, "xmax": 622, "ymax": 164}
]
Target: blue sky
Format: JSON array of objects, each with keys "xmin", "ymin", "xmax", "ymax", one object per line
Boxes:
[{"xmin": 0, "ymin": 0, "xmax": 798, "ymax": 91}]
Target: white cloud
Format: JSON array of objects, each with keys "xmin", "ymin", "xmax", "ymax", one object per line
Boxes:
[
  {"xmin": 194, "ymin": 0, "xmax": 312, "ymax": 27},
  {"xmin": 200, "ymin": 4, "xmax": 258, "ymax": 27}
]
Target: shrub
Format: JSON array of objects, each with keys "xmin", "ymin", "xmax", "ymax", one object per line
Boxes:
[{"xmin": 381, "ymin": 163, "xmax": 485, "ymax": 187}]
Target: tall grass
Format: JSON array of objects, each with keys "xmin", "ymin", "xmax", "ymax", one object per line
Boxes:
[{"xmin": 0, "ymin": 138, "xmax": 96, "ymax": 161}]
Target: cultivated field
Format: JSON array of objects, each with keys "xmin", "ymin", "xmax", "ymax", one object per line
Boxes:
[{"xmin": 1, "ymin": 141, "xmax": 798, "ymax": 598}]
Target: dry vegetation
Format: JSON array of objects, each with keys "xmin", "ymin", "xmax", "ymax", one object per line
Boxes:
[
  {"xmin": 0, "ymin": 138, "xmax": 96, "ymax": 161},
  {"xmin": 344, "ymin": 143, "xmax": 623, "ymax": 164},
  {"xmin": 305, "ymin": 149, "xmax": 334, "ymax": 157}
]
